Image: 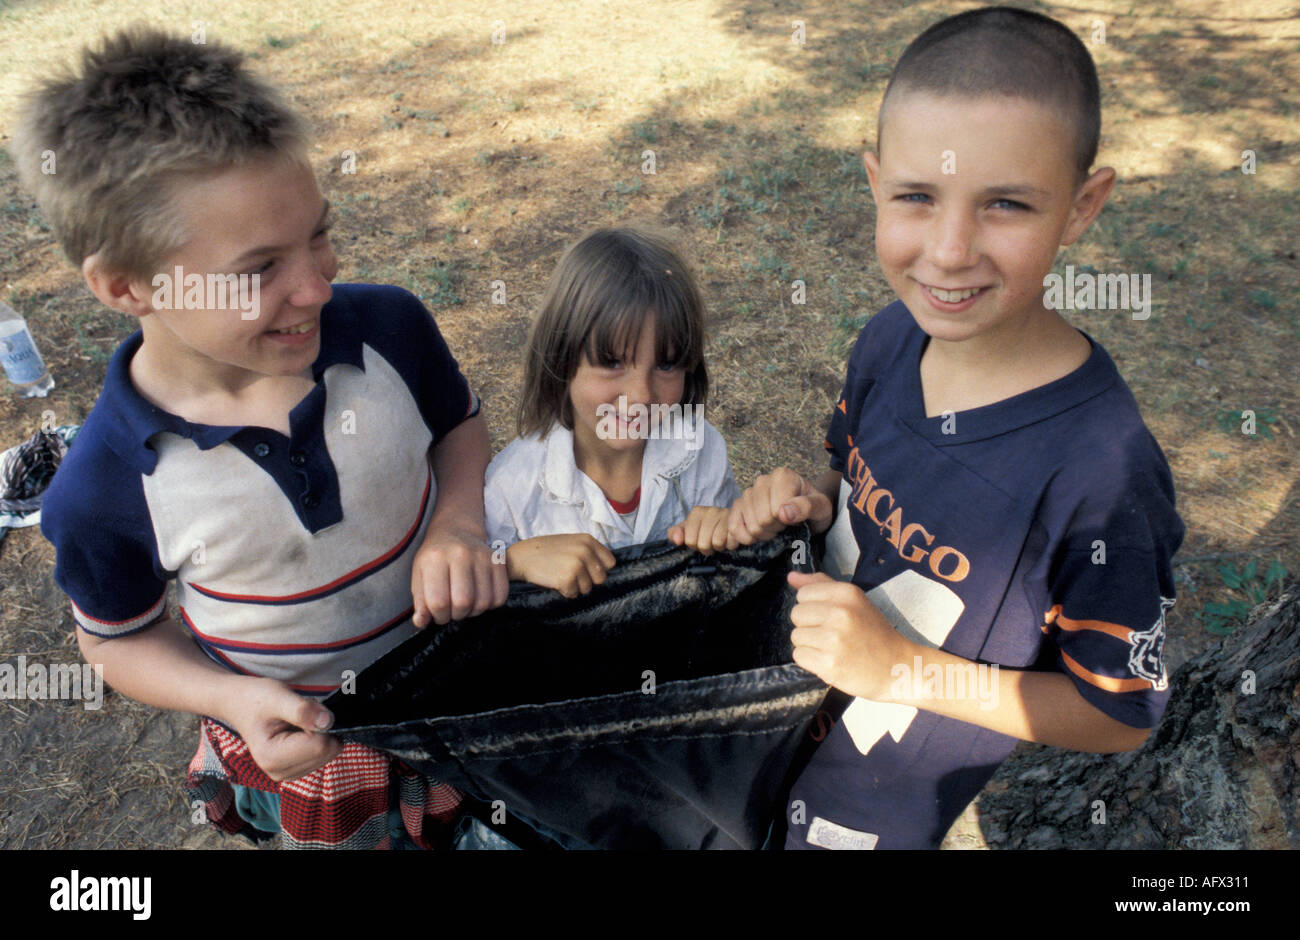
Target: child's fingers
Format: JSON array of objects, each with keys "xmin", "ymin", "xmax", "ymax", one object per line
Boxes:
[
  {"xmin": 263, "ymin": 730, "xmax": 343, "ymax": 782},
  {"xmin": 789, "ymin": 599, "xmax": 840, "ymax": 633},
  {"xmin": 447, "ymin": 556, "xmax": 476, "ymax": 622},
  {"xmin": 790, "ymin": 643, "xmax": 832, "ymax": 680},
  {"xmin": 681, "ymin": 508, "xmax": 708, "ymax": 554},
  {"xmin": 411, "ymin": 598, "xmax": 431, "ymax": 630},
  {"xmin": 281, "ymin": 688, "xmax": 335, "ymax": 734},
  {"xmin": 707, "ymin": 510, "xmax": 732, "ymax": 553},
  {"xmin": 591, "ymin": 540, "xmax": 617, "ymax": 570},
  {"xmin": 781, "ymin": 490, "xmax": 834, "ymax": 531},
  {"xmin": 777, "ymin": 495, "xmax": 814, "ymax": 525},
  {"xmin": 788, "ymin": 570, "xmax": 835, "ymax": 589},
  {"xmin": 489, "ymin": 558, "xmax": 510, "ymax": 608},
  {"xmin": 468, "ymin": 557, "xmax": 495, "ymax": 619},
  {"xmin": 412, "ymin": 562, "xmax": 450, "ymax": 628},
  {"xmin": 586, "ymin": 554, "xmax": 609, "ymax": 587},
  {"xmin": 727, "ymin": 502, "xmax": 752, "ymax": 544},
  {"xmin": 667, "ymin": 523, "xmax": 685, "ymax": 545},
  {"xmin": 734, "ymin": 493, "xmax": 772, "ymax": 544},
  {"xmin": 790, "ymin": 572, "xmax": 856, "ymax": 607}
]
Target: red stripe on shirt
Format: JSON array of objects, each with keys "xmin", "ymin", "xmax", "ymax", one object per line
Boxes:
[{"xmin": 190, "ymin": 467, "xmax": 430, "ymax": 604}]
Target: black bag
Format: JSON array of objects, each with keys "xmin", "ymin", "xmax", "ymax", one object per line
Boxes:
[{"xmin": 325, "ymin": 527, "xmax": 827, "ymax": 849}]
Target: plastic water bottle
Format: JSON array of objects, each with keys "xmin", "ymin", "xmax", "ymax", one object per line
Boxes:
[{"xmin": 0, "ymin": 301, "xmax": 55, "ymax": 397}]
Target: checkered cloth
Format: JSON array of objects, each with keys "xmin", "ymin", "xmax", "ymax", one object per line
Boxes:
[{"xmin": 185, "ymin": 717, "xmax": 464, "ymax": 849}]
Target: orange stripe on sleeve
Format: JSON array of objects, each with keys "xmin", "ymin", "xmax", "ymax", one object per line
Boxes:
[
  {"xmin": 1060, "ymin": 650, "xmax": 1153, "ymax": 693},
  {"xmin": 1043, "ymin": 605, "xmax": 1133, "ymax": 642}
]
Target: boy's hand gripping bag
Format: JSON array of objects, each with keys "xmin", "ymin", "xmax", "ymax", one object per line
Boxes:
[{"xmin": 325, "ymin": 527, "xmax": 829, "ymax": 849}]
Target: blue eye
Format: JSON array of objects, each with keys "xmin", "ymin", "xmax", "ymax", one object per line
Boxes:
[
  {"xmin": 992, "ymin": 199, "xmax": 1029, "ymax": 211},
  {"xmin": 898, "ymin": 192, "xmax": 931, "ymax": 204}
]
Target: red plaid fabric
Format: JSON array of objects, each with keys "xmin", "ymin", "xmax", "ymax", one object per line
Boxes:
[{"xmin": 185, "ymin": 717, "xmax": 464, "ymax": 849}]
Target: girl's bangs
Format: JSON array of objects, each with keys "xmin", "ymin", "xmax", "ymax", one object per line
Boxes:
[{"xmin": 583, "ymin": 280, "xmax": 699, "ymax": 369}]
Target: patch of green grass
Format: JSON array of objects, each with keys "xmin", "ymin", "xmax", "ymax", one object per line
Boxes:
[
  {"xmin": 451, "ymin": 197, "xmax": 471, "ymax": 214},
  {"xmin": 742, "ymin": 251, "xmax": 791, "ymax": 282},
  {"xmin": 424, "ymin": 264, "xmax": 463, "ymax": 306},
  {"xmin": 1248, "ymin": 289, "xmax": 1277, "ymax": 310},
  {"xmin": 1196, "ymin": 559, "xmax": 1287, "ymax": 634},
  {"xmin": 612, "ymin": 178, "xmax": 642, "ymax": 197},
  {"xmin": 1215, "ymin": 406, "xmax": 1280, "ymax": 440},
  {"xmin": 71, "ymin": 321, "xmax": 117, "ymax": 365},
  {"xmin": 740, "ymin": 161, "xmax": 797, "ymax": 200},
  {"xmin": 694, "ymin": 195, "xmax": 726, "ymax": 229},
  {"xmin": 265, "ymin": 36, "xmax": 295, "ymax": 49},
  {"xmin": 629, "ymin": 121, "xmax": 658, "ymax": 144}
]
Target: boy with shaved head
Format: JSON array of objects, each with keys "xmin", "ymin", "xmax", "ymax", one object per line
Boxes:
[{"xmin": 730, "ymin": 7, "xmax": 1183, "ymax": 849}]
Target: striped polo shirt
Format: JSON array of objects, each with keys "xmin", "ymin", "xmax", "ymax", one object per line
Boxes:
[{"xmin": 42, "ymin": 284, "xmax": 478, "ymax": 695}]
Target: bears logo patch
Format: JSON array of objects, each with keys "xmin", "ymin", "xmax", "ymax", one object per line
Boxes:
[{"xmin": 1127, "ymin": 596, "xmax": 1174, "ymax": 691}]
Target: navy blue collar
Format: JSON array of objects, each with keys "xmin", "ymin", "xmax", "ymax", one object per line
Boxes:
[{"xmin": 95, "ymin": 285, "xmax": 368, "ymax": 474}]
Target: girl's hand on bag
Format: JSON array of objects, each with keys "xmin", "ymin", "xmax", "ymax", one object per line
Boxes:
[
  {"xmin": 669, "ymin": 506, "xmax": 736, "ymax": 555},
  {"xmin": 224, "ymin": 676, "xmax": 343, "ymax": 782},
  {"xmin": 729, "ymin": 468, "xmax": 835, "ymax": 545},
  {"xmin": 506, "ymin": 534, "xmax": 617, "ymax": 598}
]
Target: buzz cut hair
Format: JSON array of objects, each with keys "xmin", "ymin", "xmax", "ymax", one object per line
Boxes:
[
  {"xmin": 878, "ymin": 6, "xmax": 1102, "ymax": 181},
  {"xmin": 10, "ymin": 26, "xmax": 310, "ymax": 280}
]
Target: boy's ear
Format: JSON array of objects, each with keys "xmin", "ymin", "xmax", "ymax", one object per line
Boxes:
[
  {"xmin": 861, "ymin": 152, "xmax": 883, "ymax": 208},
  {"xmin": 82, "ymin": 253, "xmax": 156, "ymax": 319},
  {"xmin": 1060, "ymin": 166, "xmax": 1117, "ymax": 247}
]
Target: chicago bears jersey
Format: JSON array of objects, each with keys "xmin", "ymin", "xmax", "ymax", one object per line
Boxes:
[{"xmin": 789, "ymin": 301, "xmax": 1183, "ymax": 849}]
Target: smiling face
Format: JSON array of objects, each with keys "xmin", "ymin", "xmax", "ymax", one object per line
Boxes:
[
  {"xmin": 136, "ymin": 153, "xmax": 337, "ymax": 390},
  {"xmin": 864, "ymin": 91, "xmax": 1112, "ymax": 350},
  {"xmin": 568, "ymin": 314, "xmax": 687, "ymax": 464}
]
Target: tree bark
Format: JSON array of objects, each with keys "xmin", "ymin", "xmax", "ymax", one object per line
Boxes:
[{"xmin": 977, "ymin": 591, "xmax": 1298, "ymax": 849}]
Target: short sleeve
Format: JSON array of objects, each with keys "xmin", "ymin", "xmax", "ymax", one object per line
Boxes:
[
  {"xmin": 41, "ymin": 457, "xmax": 169, "ymax": 638},
  {"xmin": 408, "ymin": 300, "xmax": 478, "ymax": 443},
  {"xmin": 1041, "ymin": 462, "xmax": 1184, "ymax": 729},
  {"xmin": 355, "ymin": 286, "xmax": 478, "ymax": 444}
]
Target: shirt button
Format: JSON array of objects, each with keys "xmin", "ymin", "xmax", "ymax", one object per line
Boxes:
[
  {"xmin": 253, "ymin": 442, "xmax": 271, "ymax": 458},
  {"xmin": 290, "ymin": 452, "xmax": 306, "ymax": 467},
  {"xmin": 301, "ymin": 492, "xmax": 321, "ymax": 510}
]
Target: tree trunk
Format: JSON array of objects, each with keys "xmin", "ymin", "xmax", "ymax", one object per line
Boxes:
[{"xmin": 977, "ymin": 591, "xmax": 1299, "ymax": 849}]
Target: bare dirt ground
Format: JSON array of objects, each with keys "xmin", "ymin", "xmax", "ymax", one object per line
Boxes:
[{"xmin": 0, "ymin": 0, "xmax": 1294, "ymax": 849}]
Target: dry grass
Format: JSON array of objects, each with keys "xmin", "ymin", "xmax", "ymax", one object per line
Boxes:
[{"xmin": 0, "ymin": 0, "xmax": 1295, "ymax": 849}]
